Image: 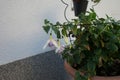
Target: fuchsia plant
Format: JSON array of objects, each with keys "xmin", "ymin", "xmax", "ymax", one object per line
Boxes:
[{"xmin": 43, "ymin": 9, "xmax": 120, "ymax": 80}]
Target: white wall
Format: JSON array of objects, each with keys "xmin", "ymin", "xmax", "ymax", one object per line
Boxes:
[
  {"xmin": 0, "ymin": 0, "xmax": 74, "ymax": 65},
  {"xmin": 0, "ymin": 0, "xmax": 120, "ymax": 65},
  {"xmin": 88, "ymin": 0, "xmax": 120, "ymax": 19}
]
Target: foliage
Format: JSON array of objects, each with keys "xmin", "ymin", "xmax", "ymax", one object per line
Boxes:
[{"xmin": 43, "ymin": 9, "xmax": 120, "ymax": 80}]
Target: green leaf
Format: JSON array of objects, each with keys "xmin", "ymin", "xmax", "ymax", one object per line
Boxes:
[
  {"xmin": 75, "ymin": 71, "xmax": 81, "ymax": 80},
  {"xmin": 44, "ymin": 19, "xmax": 50, "ymax": 24},
  {"xmin": 75, "ymin": 71, "xmax": 87, "ymax": 80},
  {"xmin": 72, "ymin": 26, "xmax": 77, "ymax": 35},
  {"xmin": 87, "ymin": 9, "xmax": 97, "ymax": 21},
  {"xmin": 43, "ymin": 25, "xmax": 50, "ymax": 33},
  {"xmin": 91, "ymin": 0, "xmax": 101, "ymax": 3},
  {"xmin": 43, "ymin": 19, "xmax": 51, "ymax": 33},
  {"xmin": 62, "ymin": 29, "xmax": 67, "ymax": 36},
  {"xmin": 52, "ymin": 26, "xmax": 57, "ymax": 33},
  {"xmin": 106, "ymin": 43, "xmax": 118, "ymax": 52},
  {"xmin": 57, "ymin": 30, "xmax": 61, "ymax": 39},
  {"xmin": 52, "ymin": 26, "xmax": 61, "ymax": 38},
  {"xmin": 56, "ymin": 21, "xmax": 61, "ymax": 25},
  {"xmin": 73, "ymin": 50, "xmax": 82, "ymax": 64},
  {"xmin": 94, "ymin": 49, "xmax": 102, "ymax": 56},
  {"xmin": 87, "ymin": 61, "xmax": 96, "ymax": 76}
]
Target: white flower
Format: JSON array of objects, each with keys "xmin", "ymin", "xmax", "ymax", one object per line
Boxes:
[
  {"xmin": 69, "ymin": 34, "xmax": 76, "ymax": 41},
  {"xmin": 55, "ymin": 40, "xmax": 65, "ymax": 54},
  {"xmin": 43, "ymin": 35, "xmax": 58, "ymax": 49},
  {"xmin": 56, "ymin": 45, "xmax": 65, "ymax": 54},
  {"xmin": 77, "ymin": 25, "xmax": 80, "ymax": 29}
]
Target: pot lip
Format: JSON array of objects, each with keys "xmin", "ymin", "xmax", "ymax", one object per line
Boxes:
[
  {"xmin": 91, "ymin": 76, "xmax": 120, "ymax": 80},
  {"xmin": 64, "ymin": 60, "xmax": 120, "ymax": 79}
]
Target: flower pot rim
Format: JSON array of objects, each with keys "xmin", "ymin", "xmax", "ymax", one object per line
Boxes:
[{"xmin": 64, "ymin": 61, "xmax": 120, "ymax": 80}]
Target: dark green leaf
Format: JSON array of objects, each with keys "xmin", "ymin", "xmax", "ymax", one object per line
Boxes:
[
  {"xmin": 105, "ymin": 43, "xmax": 118, "ymax": 52},
  {"xmin": 57, "ymin": 30, "xmax": 61, "ymax": 39},
  {"xmin": 44, "ymin": 19, "xmax": 50, "ymax": 24},
  {"xmin": 75, "ymin": 71, "xmax": 87, "ymax": 80},
  {"xmin": 87, "ymin": 61, "xmax": 96, "ymax": 76},
  {"xmin": 62, "ymin": 29, "xmax": 67, "ymax": 36},
  {"xmin": 43, "ymin": 25, "xmax": 50, "ymax": 33},
  {"xmin": 72, "ymin": 26, "xmax": 77, "ymax": 35}
]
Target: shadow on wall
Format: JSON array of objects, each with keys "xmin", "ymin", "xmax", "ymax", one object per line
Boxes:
[{"xmin": 0, "ymin": 50, "xmax": 71, "ymax": 80}]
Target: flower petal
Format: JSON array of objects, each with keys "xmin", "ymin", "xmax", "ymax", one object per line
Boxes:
[
  {"xmin": 43, "ymin": 39, "xmax": 50, "ymax": 49},
  {"xmin": 55, "ymin": 45, "xmax": 65, "ymax": 54},
  {"xmin": 51, "ymin": 39, "xmax": 59, "ymax": 48}
]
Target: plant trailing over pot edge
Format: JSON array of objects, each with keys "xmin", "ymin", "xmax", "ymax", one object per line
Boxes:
[{"xmin": 43, "ymin": 9, "xmax": 120, "ymax": 80}]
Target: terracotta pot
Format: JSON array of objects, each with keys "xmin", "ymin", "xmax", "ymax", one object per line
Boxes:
[{"xmin": 64, "ymin": 61, "xmax": 120, "ymax": 80}]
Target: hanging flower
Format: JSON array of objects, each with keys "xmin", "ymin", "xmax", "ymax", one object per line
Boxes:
[
  {"xmin": 55, "ymin": 40, "xmax": 65, "ymax": 54},
  {"xmin": 43, "ymin": 35, "xmax": 58, "ymax": 49},
  {"xmin": 56, "ymin": 45, "xmax": 65, "ymax": 54}
]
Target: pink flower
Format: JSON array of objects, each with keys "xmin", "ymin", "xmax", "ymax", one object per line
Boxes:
[
  {"xmin": 43, "ymin": 35, "xmax": 58, "ymax": 49},
  {"xmin": 56, "ymin": 45, "xmax": 65, "ymax": 54}
]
